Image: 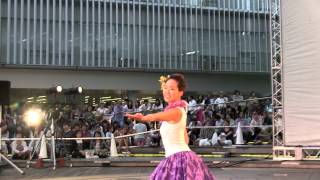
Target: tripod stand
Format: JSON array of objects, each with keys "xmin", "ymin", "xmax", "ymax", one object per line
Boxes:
[
  {"xmin": 0, "ymin": 105, "xmax": 25, "ymax": 174},
  {"xmin": 26, "ymin": 113, "xmax": 56, "ymax": 170}
]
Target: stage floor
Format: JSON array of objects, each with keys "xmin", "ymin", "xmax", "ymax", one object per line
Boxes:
[{"xmin": 1, "ymin": 167, "xmax": 320, "ymax": 180}]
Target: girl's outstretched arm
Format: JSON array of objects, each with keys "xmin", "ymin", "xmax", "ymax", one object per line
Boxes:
[{"xmin": 126, "ymin": 108, "xmax": 182, "ymax": 123}]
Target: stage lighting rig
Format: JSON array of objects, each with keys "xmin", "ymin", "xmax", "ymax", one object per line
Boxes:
[
  {"xmin": 47, "ymin": 85, "xmax": 63, "ymax": 94},
  {"xmin": 64, "ymin": 86, "xmax": 83, "ymax": 95}
]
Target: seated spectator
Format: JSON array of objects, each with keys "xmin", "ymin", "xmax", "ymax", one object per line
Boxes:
[
  {"xmin": 151, "ymin": 99, "xmax": 164, "ymax": 111},
  {"xmin": 83, "ymin": 105, "xmax": 96, "ymax": 127},
  {"xmin": 62, "ymin": 122, "xmax": 75, "ymax": 157},
  {"xmin": 90, "ymin": 131, "xmax": 107, "ymax": 157},
  {"xmin": 104, "ymin": 125, "xmax": 113, "ymax": 148},
  {"xmin": 105, "ymin": 127, "xmax": 113, "ymax": 138},
  {"xmin": 92, "ymin": 123, "xmax": 105, "ymax": 137},
  {"xmin": 187, "ymin": 118, "xmax": 200, "ymax": 145},
  {"xmin": 197, "ymin": 118, "xmax": 215, "ymax": 146},
  {"xmin": 11, "ymin": 133, "xmax": 30, "ymax": 159},
  {"xmin": 219, "ymin": 121, "xmax": 234, "ymax": 145},
  {"xmin": 214, "ymin": 113, "xmax": 225, "ymax": 134},
  {"xmin": 148, "ymin": 126, "xmax": 161, "ymax": 147},
  {"xmin": 114, "ymin": 123, "xmax": 130, "ymax": 153},
  {"xmin": 72, "ymin": 130, "xmax": 89, "ymax": 158},
  {"xmin": 232, "ymin": 90, "xmax": 245, "ymax": 107},
  {"xmin": 203, "ymin": 95, "xmax": 211, "ymax": 105},
  {"xmin": 257, "ymin": 111, "xmax": 272, "ymax": 143},
  {"xmin": 112, "ymin": 101, "xmax": 125, "ymax": 128},
  {"xmin": 133, "ymin": 99, "xmax": 141, "ymax": 112},
  {"xmin": 247, "ymin": 91, "xmax": 259, "ymax": 113},
  {"xmin": 101, "ymin": 120, "xmax": 111, "ymax": 135},
  {"xmin": 81, "ymin": 123, "xmax": 91, "ymax": 137},
  {"xmin": 209, "ymin": 94, "xmax": 215, "ymax": 105},
  {"xmin": 249, "ymin": 111, "xmax": 264, "ymax": 142},
  {"xmin": 96, "ymin": 103, "xmax": 107, "ymax": 118},
  {"xmin": 195, "ymin": 106, "xmax": 205, "ymax": 126},
  {"xmin": 225, "ymin": 114, "xmax": 235, "ymax": 126},
  {"xmin": 133, "ymin": 122, "xmax": 147, "ymax": 147},
  {"xmin": 187, "ymin": 96, "xmax": 197, "ymax": 113},
  {"xmin": 214, "ymin": 91, "xmax": 228, "ymax": 109},
  {"xmin": 254, "ymin": 126, "xmax": 272, "ymax": 145},
  {"xmin": 123, "ymin": 99, "xmax": 134, "ymax": 114},
  {"xmin": 217, "ymin": 132, "xmax": 232, "ymax": 146},
  {"xmin": 196, "ymin": 95, "xmax": 206, "ymax": 105}
]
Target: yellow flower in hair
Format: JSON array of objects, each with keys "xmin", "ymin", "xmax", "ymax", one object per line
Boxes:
[{"xmin": 159, "ymin": 75, "xmax": 168, "ymax": 90}]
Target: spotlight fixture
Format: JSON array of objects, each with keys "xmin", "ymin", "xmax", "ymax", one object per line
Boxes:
[
  {"xmin": 77, "ymin": 86, "xmax": 83, "ymax": 94},
  {"xmin": 48, "ymin": 85, "xmax": 63, "ymax": 94},
  {"xmin": 56, "ymin": 85, "xmax": 63, "ymax": 93}
]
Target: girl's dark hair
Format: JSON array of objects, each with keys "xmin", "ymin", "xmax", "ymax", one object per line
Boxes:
[{"xmin": 166, "ymin": 73, "xmax": 186, "ymax": 92}]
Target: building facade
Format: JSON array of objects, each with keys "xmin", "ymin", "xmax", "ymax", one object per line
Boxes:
[{"xmin": 0, "ymin": 0, "xmax": 271, "ymax": 102}]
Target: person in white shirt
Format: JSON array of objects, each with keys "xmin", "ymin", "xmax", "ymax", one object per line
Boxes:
[
  {"xmin": 214, "ymin": 91, "xmax": 228, "ymax": 109},
  {"xmin": 187, "ymin": 96, "xmax": 197, "ymax": 113},
  {"xmin": 138, "ymin": 100, "xmax": 151, "ymax": 112},
  {"xmin": 232, "ymin": 90, "xmax": 245, "ymax": 107},
  {"xmin": 249, "ymin": 111, "xmax": 264, "ymax": 140},
  {"xmin": 209, "ymin": 95, "xmax": 215, "ymax": 105},
  {"xmin": 96, "ymin": 103, "xmax": 107, "ymax": 116},
  {"xmin": 231, "ymin": 90, "xmax": 244, "ymax": 102},
  {"xmin": 11, "ymin": 133, "xmax": 30, "ymax": 159},
  {"xmin": 123, "ymin": 99, "xmax": 134, "ymax": 113},
  {"xmin": 151, "ymin": 99, "xmax": 164, "ymax": 111}
]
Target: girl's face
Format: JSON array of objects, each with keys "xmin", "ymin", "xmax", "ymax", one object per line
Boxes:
[{"xmin": 162, "ymin": 79, "xmax": 183, "ymax": 103}]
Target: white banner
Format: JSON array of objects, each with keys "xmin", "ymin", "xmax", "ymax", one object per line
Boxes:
[{"xmin": 283, "ymin": 0, "xmax": 320, "ymax": 146}]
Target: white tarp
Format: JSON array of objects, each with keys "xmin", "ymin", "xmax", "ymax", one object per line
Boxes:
[{"xmin": 282, "ymin": 0, "xmax": 320, "ymax": 146}]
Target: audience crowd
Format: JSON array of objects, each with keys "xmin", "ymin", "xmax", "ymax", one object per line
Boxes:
[{"xmin": 0, "ymin": 90, "xmax": 272, "ymax": 159}]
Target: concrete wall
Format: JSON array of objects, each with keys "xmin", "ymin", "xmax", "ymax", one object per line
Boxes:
[{"xmin": 0, "ymin": 68, "xmax": 271, "ymax": 96}]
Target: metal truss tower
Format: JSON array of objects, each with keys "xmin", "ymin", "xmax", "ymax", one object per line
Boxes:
[{"xmin": 270, "ymin": 0, "xmax": 285, "ymax": 159}]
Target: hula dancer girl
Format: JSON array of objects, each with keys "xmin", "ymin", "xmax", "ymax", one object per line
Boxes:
[{"xmin": 126, "ymin": 74, "xmax": 215, "ymax": 180}]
